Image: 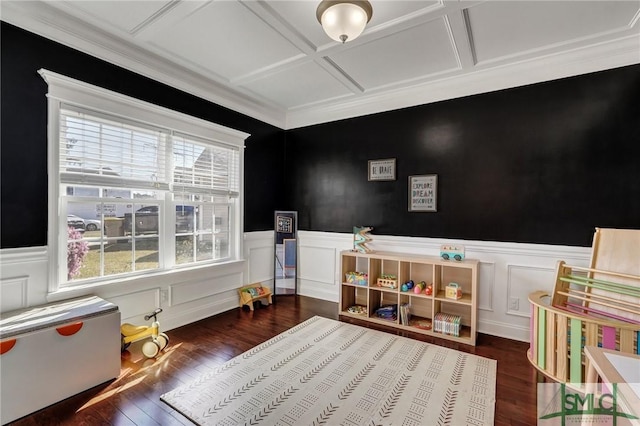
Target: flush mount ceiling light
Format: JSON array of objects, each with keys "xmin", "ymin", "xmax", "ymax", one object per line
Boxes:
[{"xmin": 316, "ymin": 0, "xmax": 373, "ymax": 44}]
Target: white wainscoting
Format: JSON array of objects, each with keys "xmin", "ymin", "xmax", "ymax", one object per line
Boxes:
[
  {"xmin": 0, "ymin": 247, "xmax": 49, "ymax": 311},
  {"xmin": 1, "ymin": 231, "xmax": 591, "ymax": 342},
  {"xmin": 244, "ymin": 231, "xmax": 275, "ymax": 289},
  {"xmin": 0, "ymin": 245, "xmax": 248, "ymax": 332},
  {"xmin": 0, "ymin": 275, "xmax": 29, "ymax": 312},
  {"xmin": 292, "ymin": 231, "xmax": 592, "ymax": 342}
]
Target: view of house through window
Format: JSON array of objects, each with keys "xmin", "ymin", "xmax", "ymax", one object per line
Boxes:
[{"xmin": 60, "ymin": 106, "xmax": 240, "ymax": 285}]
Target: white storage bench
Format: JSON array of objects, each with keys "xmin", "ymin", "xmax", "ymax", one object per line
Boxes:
[{"xmin": 0, "ymin": 296, "xmax": 121, "ymax": 424}]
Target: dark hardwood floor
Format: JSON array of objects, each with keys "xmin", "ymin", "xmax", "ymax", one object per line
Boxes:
[{"xmin": 8, "ymin": 296, "xmax": 542, "ymax": 425}]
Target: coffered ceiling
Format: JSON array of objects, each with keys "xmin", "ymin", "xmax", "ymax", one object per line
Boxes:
[{"xmin": 2, "ymin": 1, "xmax": 639, "ymax": 129}]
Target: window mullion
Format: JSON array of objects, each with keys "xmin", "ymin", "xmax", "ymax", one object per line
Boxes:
[{"xmin": 162, "ymin": 194, "xmax": 175, "ymax": 269}]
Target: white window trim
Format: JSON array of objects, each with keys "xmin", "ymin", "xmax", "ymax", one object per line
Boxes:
[{"xmin": 40, "ymin": 69, "xmax": 250, "ymax": 293}]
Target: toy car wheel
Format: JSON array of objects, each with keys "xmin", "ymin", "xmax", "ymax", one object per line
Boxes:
[
  {"xmin": 454, "ymin": 254, "xmax": 462, "ymax": 261},
  {"xmin": 156, "ymin": 333, "xmax": 170, "ymax": 350},
  {"xmin": 142, "ymin": 340, "xmax": 160, "ymax": 358},
  {"xmin": 121, "ymin": 334, "xmax": 130, "ymax": 352},
  {"xmin": 442, "ymin": 253, "xmax": 450, "ymax": 260}
]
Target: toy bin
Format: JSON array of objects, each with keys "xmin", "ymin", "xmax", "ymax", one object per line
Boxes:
[
  {"xmin": 345, "ymin": 272, "xmax": 368, "ymax": 286},
  {"xmin": 0, "ymin": 296, "xmax": 121, "ymax": 424}
]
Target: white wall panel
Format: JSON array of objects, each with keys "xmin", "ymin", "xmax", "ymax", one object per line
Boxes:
[
  {"xmin": 506, "ymin": 265, "xmax": 555, "ymax": 318},
  {"xmin": 298, "ymin": 246, "xmax": 336, "ymax": 284},
  {"xmin": 164, "ymin": 292, "xmax": 240, "ymax": 332},
  {"xmin": 477, "ymin": 262, "xmax": 495, "ymax": 312},
  {"xmin": 244, "ymin": 231, "xmax": 274, "ymax": 289},
  {"xmin": 108, "ymin": 288, "xmax": 160, "ymax": 323},
  {"xmin": 246, "ymin": 246, "xmax": 272, "ymax": 283},
  {"xmin": 170, "ymin": 271, "xmax": 243, "ymax": 306},
  {"xmin": 0, "ymin": 276, "xmax": 28, "ymax": 312},
  {"xmin": 296, "ymin": 232, "xmax": 351, "ymax": 302},
  {"xmin": 0, "ymin": 247, "xmax": 48, "ymax": 311},
  {"xmin": 298, "ymin": 246, "xmax": 340, "ymax": 302}
]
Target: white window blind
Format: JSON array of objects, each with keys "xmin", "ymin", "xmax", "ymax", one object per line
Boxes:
[
  {"xmin": 42, "ymin": 68, "xmax": 249, "ymax": 290},
  {"xmin": 59, "ymin": 107, "xmax": 170, "ymax": 190},
  {"xmin": 172, "ymin": 133, "xmax": 240, "ymax": 196}
]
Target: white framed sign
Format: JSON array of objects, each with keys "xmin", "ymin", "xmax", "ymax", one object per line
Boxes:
[
  {"xmin": 368, "ymin": 158, "xmax": 396, "ymax": 181},
  {"xmin": 409, "ymin": 174, "xmax": 437, "ymax": 212}
]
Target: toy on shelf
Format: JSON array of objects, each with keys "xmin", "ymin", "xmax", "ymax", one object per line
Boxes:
[
  {"xmin": 413, "ymin": 281, "xmax": 426, "ymax": 294},
  {"xmin": 120, "ymin": 308, "xmax": 169, "ymax": 358},
  {"xmin": 347, "ymin": 305, "xmax": 367, "ymax": 315},
  {"xmin": 353, "ymin": 226, "xmax": 373, "ymax": 253},
  {"xmin": 401, "ymin": 280, "xmax": 414, "ymax": 292},
  {"xmin": 377, "ymin": 274, "xmax": 397, "ymax": 289},
  {"xmin": 375, "ymin": 304, "xmax": 397, "ymax": 321},
  {"xmin": 410, "ymin": 319, "xmax": 432, "ymax": 330},
  {"xmin": 238, "ymin": 283, "xmax": 273, "ymax": 311},
  {"xmin": 445, "ymin": 282, "xmax": 462, "ymax": 300},
  {"xmin": 440, "ymin": 244, "xmax": 465, "ymax": 261},
  {"xmin": 345, "ymin": 271, "xmax": 368, "ymax": 286},
  {"xmin": 424, "ymin": 283, "xmax": 433, "ymax": 295}
]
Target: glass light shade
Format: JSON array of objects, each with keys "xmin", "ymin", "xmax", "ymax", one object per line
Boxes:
[{"xmin": 319, "ymin": 2, "xmax": 370, "ymax": 43}]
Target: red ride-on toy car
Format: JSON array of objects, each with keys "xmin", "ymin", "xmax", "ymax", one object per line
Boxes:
[{"xmin": 120, "ymin": 308, "xmax": 169, "ymax": 358}]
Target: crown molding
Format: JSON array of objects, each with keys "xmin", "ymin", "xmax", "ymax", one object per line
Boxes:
[
  {"xmin": 2, "ymin": 1, "xmax": 638, "ymax": 131},
  {"xmin": 1, "ymin": 0, "xmax": 287, "ymax": 129},
  {"xmin": 285, "ymin": 34, "xmax": 640, "ymax": 129}
]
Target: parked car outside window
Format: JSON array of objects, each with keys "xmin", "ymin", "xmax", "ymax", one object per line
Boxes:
[
  {"xmin": 84, "ymin": 219, "xmax": 102, "ymax": 231},
  {"xmin": 123, "ymin": 205, "xmax": 194, "ymax": 234},
  {"xmin": 67, "ymin": 215, "xmax": 85, "ymax": 230}
]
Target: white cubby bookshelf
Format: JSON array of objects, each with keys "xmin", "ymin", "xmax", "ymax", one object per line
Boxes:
[{"xmin": 340, "ymin": 250, "xmax": 479, "ymax": 345}]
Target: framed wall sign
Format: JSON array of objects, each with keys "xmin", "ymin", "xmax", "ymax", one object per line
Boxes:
[
  {"xmin": 368, "ymin": 158, "xmax": 396, "ymax": 181},
  {"xmin": 409, "ymin": 174, "xmax": 437, "ymax": 212}
]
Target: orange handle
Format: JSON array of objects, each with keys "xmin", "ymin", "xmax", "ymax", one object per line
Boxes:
[
  {"xmin": 1, "ymin": 339, "xmax": 17, "ymax": 355},
  {"xmin": 56, "ymin": 322, "xmax": 84, "ymax": 336}
]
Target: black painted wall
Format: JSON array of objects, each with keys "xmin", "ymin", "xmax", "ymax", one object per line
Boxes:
[
  {"xmin": 1, "ymin": 22, "xmax": 285, "ymax": 249},
  {"xmin": 3, "ymin": 21, "xmax": 639, "ymax": 249},
  {"xmin": 286, "ymin": 65, "xmax": 640, "ymax": 247}
]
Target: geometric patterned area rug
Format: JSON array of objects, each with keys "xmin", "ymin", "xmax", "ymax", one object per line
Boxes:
[{"xmin": 161, "ymin": 316, "xmax": 497, "ymax": 425}]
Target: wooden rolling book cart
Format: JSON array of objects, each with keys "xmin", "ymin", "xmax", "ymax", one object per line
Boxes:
[
  {"xmin": 339, "ymin": 250, "xmax": 479, "ymax": 345},
  {"xmin": 528, "ymin": 228, "xmax": 640, "ymax": 386}
]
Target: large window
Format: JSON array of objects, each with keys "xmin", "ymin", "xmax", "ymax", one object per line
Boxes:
[{"xmin": 42, "ymin": 70, "xmax": 248, "ymax": 289}]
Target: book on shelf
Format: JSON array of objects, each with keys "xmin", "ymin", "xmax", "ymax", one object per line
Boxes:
[
  {"xmin": 399, "ymin": 303, "xmax": 411, "ymax": 325},
  {"xmin": 433, "ymin": 312, "xmax": 461, "ymax": 337}
]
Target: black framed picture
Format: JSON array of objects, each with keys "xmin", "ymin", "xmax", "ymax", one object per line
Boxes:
[{"xmin": 368, "ymin": 158, "xmax": 396, "ymax": 181}]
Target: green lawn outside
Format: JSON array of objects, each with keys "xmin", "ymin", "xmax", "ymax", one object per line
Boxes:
[
  {"xmin": 71, "ymin": 232, "xmax": 220, "ymax": 280},
  {"xmin": 74, "ymin": 231, "xmax": 159, "ymax": 279}
]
